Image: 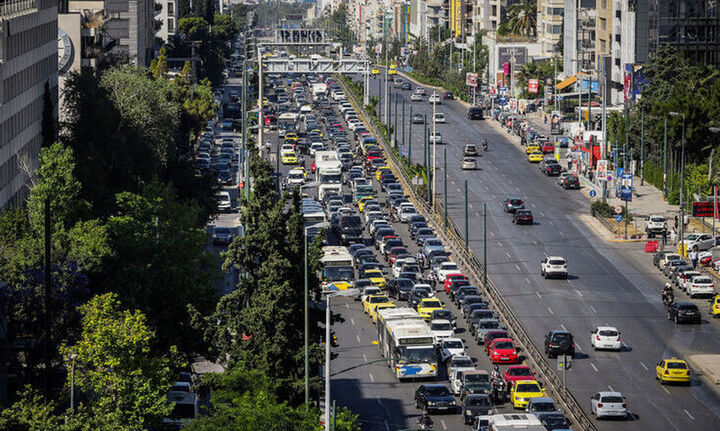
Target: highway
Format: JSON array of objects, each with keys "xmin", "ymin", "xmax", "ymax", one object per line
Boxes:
[{"xmin": 339, "ymin": 69, "xmax": 720, "ymax": 430}]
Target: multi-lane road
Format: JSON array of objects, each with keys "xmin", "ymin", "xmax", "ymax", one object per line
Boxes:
[{"xmin": 338, "ymin": 69, "xmax": 720, "ymax": 430}]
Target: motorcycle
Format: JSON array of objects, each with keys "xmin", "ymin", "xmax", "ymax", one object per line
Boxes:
[
  {"xmin": 662, "ymin": 284, "xmax": 674, "ymax": 307},
  {"xmin": 417, "ymin": 413, "xmax": 433, "ymax": 430},
  {"xmin": 490, "ymin": 377, "xmax": 507, "ymax": 404},
  {"xmin": 482, "ymin": 140, "xmax": 488, "ymax": 151}
]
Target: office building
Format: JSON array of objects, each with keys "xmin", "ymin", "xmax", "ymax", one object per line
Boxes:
[
  {"xmin": 104, "ymin": 0, "xmax": 155, "ymax": 66},
  {"xmin": 156, "ymin": 0, "xmax": 177, "ymax": 43},
  {"xmin": 0, "ymin": 0, "xmax": 58, "ymax": 208}
]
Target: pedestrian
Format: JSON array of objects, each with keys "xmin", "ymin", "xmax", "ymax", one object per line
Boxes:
[
  {"xmin": 544, "ymin": 115, "xmax": 548, "ymax": 124},
  {"xmin": 683, "ymin": 214, "xmax": 689, "ymax": 227},
  {"xmin": 674, "ymin": 216, "xmax": 679, "ymax": 229},
  {"xmin": 661, "ymin": 229, "xmax": 668, "ymax": 247},
  {"xmin": 690, "ymin": 248, "xmax": 699, "ymax": 268},
  {"xmin": 670, "ymin": 228, "xmax": 677, "ymax": 245}
]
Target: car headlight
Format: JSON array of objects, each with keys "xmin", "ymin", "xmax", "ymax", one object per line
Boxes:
[
  {"xmin": 450, "ymin": 400, "xmax": 456, "ymax": 405},
  {"xmin": 466, "ymin": 409, "xmax": 473, "ymax": 415},
  {"xmin": 516, "ymin": 397, "xmax": 525, "ymax": 402},
  {"xmin": 428, "ymin": 401, "xmax": 436, "ymax": 406}
]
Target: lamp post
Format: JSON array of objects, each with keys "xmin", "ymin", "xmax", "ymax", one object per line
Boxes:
[
  {"xmin": 70, "ymin": 353, "xmax": 78, "ymax": 412},
  {"xmin": 669, "ymin": 112, "xmax": 685, "ymax": 254},
  {"xmin": 323, "ymin": 289, "xmax": 359, "ymax": 431},
  {"xmin": 709, "ymin": 127, "xmax": 720, "ymax": 235},
  {"xmin": 432, "ymin": 92, "xmax": 437, "ymax": 208}
]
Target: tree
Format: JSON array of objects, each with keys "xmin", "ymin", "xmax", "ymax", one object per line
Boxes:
[
  {"xmin": 59, "ymin": 293, "xmax": 179, "ymax": 430},
  {"xmin": 179, "ymin": 17, "xmax": 210, "ymax": 42},
  {"xmin": 105, "ymin": 181, "xmax": 218, "ymax": 356},
  {"xmin": 41, "ymin": 81, "xmax": 56, "ymax": 148},
  {"xmin": 506, "ymin": 0, "xmax": 537, "ymax": 37}
]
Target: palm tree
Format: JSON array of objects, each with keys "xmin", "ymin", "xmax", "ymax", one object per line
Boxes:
[{"xmin": 506, "ymin": 0, "xmax": 537, "ymax": 37}]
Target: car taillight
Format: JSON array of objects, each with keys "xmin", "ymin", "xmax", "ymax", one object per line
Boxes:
[
  {"xmin": 622, "ymin": 403, "xmax": 627, "ymax": 408},
  {"xmin": 598, "ymin": 403, "xmax": 603, "ymax": 408},
  {"xmin": 617, "ymin": 336, "xmax": 621, "ymax": 341},
  {"xmin": 596, "ymin": 335, "xmax": 601, "ymax": 341}
]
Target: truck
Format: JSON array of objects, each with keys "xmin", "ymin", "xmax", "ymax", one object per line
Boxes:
[
  {"xmin": 376, "ymin": 308, "xmax": 438, "ymax": 380},
  {"xmin": 320, "ymin": 246, "xmax": 355, "ymax": 290},
  {"xmin": 311, "ymin": 82, "xmax": 327, "ymax": 100},
  {"xmin": 315, "ymin": 151, "xmax": 342, "ymax": 183}
]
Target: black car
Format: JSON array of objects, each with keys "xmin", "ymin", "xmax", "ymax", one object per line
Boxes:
[
  {"xmin": 668, "ymin": 302, "xmax": 701, "ymax": 324},
  {"xmin": 212, "ymin": 226, "xmax": 238, "ymax": 245},
  {"xmin": 414, "ymin": 384, "xmax": 457, "ymax": 413},
  {"xmin": 462, "ymin": 394, "xmax": 491, "ymax": 424},
  {"xmin": 409, "ymin": 286, "xmax": 433, "ymax": 309},
  {"xmin": 455, "ymin": 288, "xmax": 481, "ymax": 305},
  {"xmin": 443, "ymin": 91, "xmax": 455, "ymax": 100},
  {"xmin": 503, "ymin": 198, "xmax": 525, "ymax": 213},
  {"xmin": 387, "ymin": 278, "xmax": 414, "ymax": 300},
  {"xmin": 513, "ymin": 210, "xmax": 534, "ymax": 225},
  {"xmin": 544, "ymin": 331, "xmax": 575, "ymax": 358},
  {"xmin": 561, "ymin": 175, "xmax": 580, "ymax": 189},
  {"xmin": 411, "ymin": 113, "xmax": 425, "ymax": 124},
  {"xmin": 536, "ymin": 411, "xmax": 572, "ymax": 430},
  {"xmin": 540, "ymin": 159, "xmax": 561, "ymax": 176},
  {"xmin": 401, "ymin": 82, "xmax": 411, "ymax": 90},
  {"xmin": 467, "ymin": 106, "xmax": 484, "ymax": 120},
  {"xmin": 431, "ymin": 309, "xmax": 456, "ymax": 326},
  {"xmin": 467, "ymin": 309, "xmax": 495, "ymax": 328}
]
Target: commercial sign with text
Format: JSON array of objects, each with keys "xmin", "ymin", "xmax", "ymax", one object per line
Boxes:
[
  {"xmin": 466, "ymin": 72, "xmax": 478, "ymax": 87},
  {"xmin": 528, "ymin": 79, "xmax": 539, "ymax": 93},
  {"xmin": 450, "ymin": 0, "xmax": 463, "ymax": 38},
  {"xmin": 692, "ymin": 201, "xmax": 719, "ymax": 218}
]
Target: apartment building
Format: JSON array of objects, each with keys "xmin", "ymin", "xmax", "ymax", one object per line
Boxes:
[
  {"xmin": 563, "ymin": 0, "xmax": 596, "ymax": 76},
  {"xmin": 104, "ymin": 0, "xmax": 155, "ymax": 66},
  {"xmin": 537, "ymin": 0, "xmax": 564, "ymax": 56},
  {"xmin": 595, "ymin": 0, "xmax": 611, "ymax": 66},
  {"xmin": 156, "ymin": 0, "xmax": 176, "ymax": 43},
  {"xmin": 0, "ymin": 0, "xmax": 58, "ymax": 208}
]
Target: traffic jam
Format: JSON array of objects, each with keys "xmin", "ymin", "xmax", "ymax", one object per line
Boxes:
[{"xmin": 259, "ymin": 66, "xmax": 592, "ymax": 430}]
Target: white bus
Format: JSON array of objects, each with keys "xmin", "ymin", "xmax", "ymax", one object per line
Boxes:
[
  {"xmin": 477, "ymin": 413, "xmax": 546, "ymax": 431},
  {"xmin": 376, "ymin": 308, "xmax": 437, "ymax": 380},
  {"xmin": 320, "ymin": 246, "xmax": 354, "ymax": 290}
]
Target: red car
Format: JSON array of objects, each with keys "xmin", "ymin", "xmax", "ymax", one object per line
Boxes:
[
  {"xmin": 483, "ymin": 329, "xmax": 510, "ymax": 350},
  {"xmin": 366, "ymin": 150, "xmax": 383, "ymax": 161},
  {"xmin": 541, "ymin": 142, "xmax": 555, "ymax": 154},
  {"xmin": 387, "ymin": 246, "xmax": 409, "ymax": 265},
  {"xmin": 488, "ymin": 338, "xmax": 520, "ymax": 364},
  {"xmin": 311, "ymin": 161, "xmax": 316, "ymax": 173},
  {"xmin": 503, "ymin": 365, "xmax": 535, "ymax": 386},
  {"xmin": 444, "ymin": 273, "xmax": 468, "ymax": 293}
]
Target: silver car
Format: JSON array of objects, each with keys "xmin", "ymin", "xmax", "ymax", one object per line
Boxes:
[{"xmin": 461, "ymin": 158, "xmax": 477, "ymax": 170}]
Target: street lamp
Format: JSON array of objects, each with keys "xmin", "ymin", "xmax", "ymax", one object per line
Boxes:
[
  {"xmin": 431, "ymin": 92, "xmax": 437, "ymax": 208},
  {"xmin": 323, "ymin": 288, "xmax": 359, "ymax": 431},
  {"xmin": 669, "ymin": 112, "xmax": 685, "ymax": 253},
  {"xmin": 709, "ymin": 127, "xmax": 720, "ymax": 235},
  {"xmin": 70, "ymin": 353, "xmax": 78, "ymax": 412}
]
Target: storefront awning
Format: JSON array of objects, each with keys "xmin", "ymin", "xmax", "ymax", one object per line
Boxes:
[{"xmin": 555, "ymin": 75, "xmax": 577, "ymax": 90}]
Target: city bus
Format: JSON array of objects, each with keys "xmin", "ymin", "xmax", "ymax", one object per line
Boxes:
[
  {"xmin": 320, "ymin": 246, "xmax": 354, "ymax": 290},
  {"xmin": 376, "ymin": 308, "xmax": 437, "ymax": 380}
]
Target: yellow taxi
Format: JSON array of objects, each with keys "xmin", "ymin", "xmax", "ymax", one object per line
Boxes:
[
  {"xmin": 416, "ymin": 298, "xmax": 444, "ymax": 320},
  {"xmin": 282, "ymin": 152, "xmax": 298, "ymax": 165},
  {"xmin": 357, "ymin": 196, "xmax": 375, "ymax": 212},
  {"xmin": 525, "ymin": 144, "xmax": 541, "ymax": 154},
  {"xmin": 709, "ymin": 294, "xmax": 720, "ymax": 318},
  {"xmin": 363, "ymin": 294, "xmax": 392, "ymax": 314},
  {"xmin": 376, "ymin": 167, "xmax": 391, "ymax": 181},
  {"xmin": 371, "ymin": 67, "xmax": 381, "ymax": 76},
  {"xmin": 284, "ymin": 132, "xmax": 298, "ymax": 142},
  {"xmin": 527, "ymin": 151, "xmax": 544, "ymax": 163},
  {"xmin": 371, "ymin": 303, "xmax": 397, "ymax": 323},
  {"xmin": 656, "ymin": 358, "xmax": 691, "ymax": 384},
  {"xmin": 263, "ymin": 97, "xmax": 269, "ymax": 106},
  {"xmin": 363, "ymin": 269, "xmax": 386, "ymax": 288},
  {"xmin": 509, "ymin": 380, "xmax": 545, "ymax": 409},
  {"xmin": 388, "ymin": 65, "xmax": 398, "ymax": 75}
]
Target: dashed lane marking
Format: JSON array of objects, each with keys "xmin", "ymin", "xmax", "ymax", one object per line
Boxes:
[
  {"xmin": 639, "ymin": 361, "xmax": 648, "ymax": 371},
  {"xmin": 560, "ymin": 324, "xmax": 567, "ymax": 331},
  {"xmin": 440, "ymin": 419, "xmax": 448, "ymax": 430},
  {"xmin": 525, "ymin": 277, "xmax": 531, "ymax": 285},
  {"xmin": 608, "ymin": 385, "xmax": 614, "ymax": 392},
  {"xmin": 547, "ymin": 307, "xmax": 554, "ymax": 315},
  {"xmin": 590, "ymin": 363, "xmax": 599, "ymax": 372},
  {"xmin": 369, "ymin": 373, "xmax": 375, "ymax": 382},
  {"xmin": 515, "ymin": 264, "xmax": 521, "ymax": 272},
  {"xmin": 505, "ymin": 252, "xmax": 512, "ymax": 258},
  {"xmin": 661, "ymin": 386, "xmax": 670, "ymax": 395},
  {"xmin": 350, "ymin": 318, "xmax": 355, "ymax": 326},
  {"xmin": 536, "ymin": 292, "xmax": 542, "ymax": 299},
  {"xmin": 684, "ymin": 410, "xmax": 695, "ymax": 421},
  {"xmin": 589, "ymin": 306, "xmax": 598, "ymax": 314},
  {"xmin": 575, "ymin": 289, "xmax": 583, "ymax": 297},
  {"xmin": 363, "ymin": 354, "xmax": 368, "ymax": 362},
  {"xmin": 356, "ymin": 334, "xmax": 361, "ymax": 343}
]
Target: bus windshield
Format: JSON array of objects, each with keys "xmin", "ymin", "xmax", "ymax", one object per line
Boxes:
[
  {"xmin": 323, "ymin": 266, "xmax": 354, "ymax": 281},
  {"xmin": 398, "ymin": 346, "xmax": 436, "ymax": 363}
]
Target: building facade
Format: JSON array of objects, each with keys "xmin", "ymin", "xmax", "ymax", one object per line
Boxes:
[
  {"xmin": 104, "ymin": 0, "xmax": 155, "ymax": 66},
  {"xmin": 0, "ymin": 0, "xmax": 58, "ymax": 208},
  {"xmin": 156, "ymin": 0, "xmax": 176, "ymax": 43},
  {"xmin": 538, "ymin": 0, "xmax": 564, "ymax": 56}
]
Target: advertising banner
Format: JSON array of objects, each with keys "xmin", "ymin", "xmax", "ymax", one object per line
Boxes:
[
  {"xmin": 528, "ymin": 79, "xmax": 539, "ymax": 93},
  {"xmin": 620, "ymin": 173, "xmax": 633, "ymax": 202},
  {"xmin": 466, "ymin": 72, "xmax": 478, "ymax": 87},
  {"xmin": 597, "ymin": 159, "xmax": 608, "ymax": 181},
  {"xmin": 550, "ymin": 111, "xmax": 562, "ymax": 135}
]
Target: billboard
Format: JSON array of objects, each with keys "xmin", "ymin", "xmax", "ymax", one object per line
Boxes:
[
  {"xmin": 450, "ymin": 0, "xmax": 463, "ymax": 38},
  {"xmin": 692, "ymin": 201, "xmax": 719, "ymax": 218},
  {"xmin": 620, "ymin": 173, "xmax": 633, "ymax": 202},
  {"xmin": 528, "ymin": 79, "xmax": 539, "ymax": 93},
  {"xmin": 466, "ymin": 72, "xmax": 478, "ymax": 87},
  {"xmin": 597, "ymin": 159, "xmax": 608, "ymax": 181},
  {"xmin": 550, "ymin": 111, "xmax": 562, "ymax": 135},
  {"xmin": 498, "ymin": 47, "xmax": 528, "ymax": 69}
]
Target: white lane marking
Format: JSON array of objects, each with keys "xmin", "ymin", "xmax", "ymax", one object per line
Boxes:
[
  {"xmin": 457, "ymin": 188, "xmax": 461, "ymax": 193},
  {"xmin": 505, "ymin": 252, "xmax": 512, "ymax": 258},
  {"xmin": 515, "ymin": 264, "xmax": 521, "ymax": 272},
  {"xmin": 575, "ymin": 342, "xmax": 582, "ymax": 350},
  {"xmin": 384, "ymin": 420, "xmax": 390, "ymax": 431},
  {"xmin": 508, "ymin": 180, "xmax": 513, "ymax": 185},
  {"xmin": 440, "ymin": 419, "xmax": 448, "ymax": 430},
  {"xmin": 560, "ymin": 324, "xmax": 567, "ymax": 331},
  {"xmin": 575, "ymin": 289, "xmax": 583, "ymax": 297},
  {"xmin": 532, "ymin": 240, "xmax": 538, "ymax": 245},
  {"xmin": 356, "ymin": 334, "xmax": 361, "ymax": 343},
  {"xmin": 475, "ymin": 212, "xmax": 480, "ymax": 217},
  {"xmin": 515, "ymin": 187, "xmax": 521, "ymax": 192},
  {"xmin": 490, "ymin": 231, "xmax": 496, "ymax": 237},
  {"xmin": 525, "ymin": 277, "xmax": 531, "ymax": 285},
  {"xmin": 547, "ymin": 307, "xmax": 554, "ymax": 315},
  {"xmin": 684, "ymin": 409, "xmax": 695, "ymax": 421},
  {"xmin": 497, "ymin": 241, "xmax": 503, "ymax": 247},
  {"xmin": 369, "ymin": 373, "xmax": 375, "ymax": 382},
  {"xmin": 589, "ymin": 306, "xmax": 598, "ymax": 314},
  {"xmin": 531, "ymin": 203, "xmax": 537, "ymax": 208},
  {"xmin": 350, "ymin": 317, "xmax": 355, "ymax": 326},
  {"xmin": 590, "ymin": 363, "xmax": 599, "ymax": 372},
  {"xmin": 540, "ymin": 212, "xmax": 545, "ymax": 217},
  {"xmin": 661, "ymin": 385, "xmax": 670, "ymax": 395},
  {"xmin": 608, "ymin": 385, "xmax": 614, "ymax": 392},
  {"xmin": 536, "ymin": 292, "xmax": 542, "ymax": 299},
  {"xmin": 639, "ymin": 361, "xmax": 648, "ymax": 371},
  {"xmin": 549, "ymin": 221, "xmax": 555, "ymax": 226},
  {"xmin": 363, "ymin": 354, "xmax": 368, "ymax": 362},
  {"xmin": 560, "ymin": 231, "xmax": 566, "ymax": 238},
  {"xmin": 345, "ymin": 303, "xmax": 349, "ymax": 309},
  {"xmin": 469, "ymin": 203, "xmax": 474, "ymax": 209}
]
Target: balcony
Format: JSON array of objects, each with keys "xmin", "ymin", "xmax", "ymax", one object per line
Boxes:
[
  {"xmin": 426, "ymin": 0, "xmax": 444, "ymax": 7},
  {"xmin": 0, "ymin": 0, "xmax": 36, "ymax": 17}
]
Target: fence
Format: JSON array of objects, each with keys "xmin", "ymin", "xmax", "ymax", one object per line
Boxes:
[{"xmin": 337, "ymin": 75, "xmax": 598, "ymax": 431}]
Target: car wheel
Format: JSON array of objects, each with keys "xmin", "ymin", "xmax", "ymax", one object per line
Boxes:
[{"xmin": 416, "ymin": 399, "xmax": 421, "ymax": 409}]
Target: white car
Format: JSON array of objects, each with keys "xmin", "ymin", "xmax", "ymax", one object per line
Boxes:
[
  {"xmin": 678, "ymin": 270, "xmax": 702, "ymax": 291},
  {"xmin": 590, "ymin": 392, "xmax": 628, "ymax": 419},
  {"xmin": 541, "ymin": 256, "xmax": 568, "ymax": 279},
  {"xmin": 392, "ymin": 258, "xmax": 419, "ymax": 278},
  {"xmin": 410, "ymin": 93, "xmax": 423, "ymax": 102},
  {"xmin": 415, "ymin": 87, "xmax": 426, "ymax": 95},
  {"xmin": 430, "ymin": 319, "xmax": 455, "ymax": 343},
  {"xmin": 434, "ymin": 112, "xmax": 446, "ymax": 123},
  {"xmin": 687, "ymin": 275, "xmax": 715, "ymax": 298},
  {"xmin": 287, "ymin": 169, "xmax": 305, "ymax": 186},
  {"xmin": 428, "ymin": 93, "xmax": 441, "ymax": 104},
  {"xmin": 309, "ymin": 142, "xmax": 325, "ymax": 155},
  {"xmin": 645, "ymin": 215, "xmax": 668, "ymax": 235},
  {"xmin": 461, "ymin": 158, "xmax": 477, "ymax": 170},
  {"xmin": 360, "ymin": 286, "xmax": 382, "ymax": 303},
  {"xmin": 398, "ymin": 206, "xmax": 418, "ymax": 223},
  {"xmin": 590, "ymin": 326, "xmax": 622, "ymax": 351},
  {"xmin": 429, "ymin": 132, "xmax": 443, "ymax": 144},
  {"xmin": 682, "ymin": 233, "xmax": 715, "ymax": 251},
  {"xmin": 280, "ymin": 144, "xmax": 295, "ymax": 155},
  {"xmin": 217, "ymin": 191, "xmax": 232, "ymax": 212},
  {"xmin": 439, "ymin": 338, "xmax": 466, "ymax": 362},
  {"xmin": 413, "ymin": 283, "xmax": 435, "ymax": 297},
  {"xmin": 436, "ymin": 261, "xmax": 460, "ymax": 281}
]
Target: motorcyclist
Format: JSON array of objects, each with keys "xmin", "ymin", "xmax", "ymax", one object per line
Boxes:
[
  {"xmin": 491, "ymin": 365, "xmax": 501, "ymax": 381},
  {"xmin": 417, "ymin": 410, "xmax": 433, "ymax": 430},
  {"xmin": 265, "ymin": 141, "xmax": 272, "ymax": 153},
  {"xmin": 482, "ymin": 139, "xmax": 488, "ymax": 151},
  {"xmin": 662, "ymin": 283, "xmax": 674, "ymax": 306}
]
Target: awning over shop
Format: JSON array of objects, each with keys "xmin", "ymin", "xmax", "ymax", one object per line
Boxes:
[{"xmin": 555, "ymin": 75, "xmax": 577, "ymax": 90}]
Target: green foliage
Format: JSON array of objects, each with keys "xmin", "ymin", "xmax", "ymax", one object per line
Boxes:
[
  {"xmin": 59, "ymin": 293, "xmax": 179, "ymax": 430},
  {"xmin": 178, "ymin": 17, "xmax": 210, "ymax": 41},
  {"xmin": 506, "ymin": 0, "xmax": 537, "ymax": 37},
  {"xmin": 590, "ymin": 200, "xmax": 632, "ymax": 220}
]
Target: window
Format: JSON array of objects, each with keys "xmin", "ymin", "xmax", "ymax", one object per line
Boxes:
[
  {"xmin": 614, "ymin": 58, "xmax": 620, "ymax": 66},
  {"xmin": 167, "ymin": 2, "xmax": 174, "ymax": 15},
  {"xmin": 547, "ymin": 24, "xmax": 562, "ymax": 34},
  {"xmin": 168, "ymin": 18, "xmax": 175, "ymax": 32},
  {"xmin": 492, "ymin": 5, "xmax": 497, "ymax": 16},
  {"xmin": 600, "ymin": 17, "xmax": 606, "ymax": 30},
  {"xmin": 602, "ymin": 0, "xmax": 607, "ymax": 7}
]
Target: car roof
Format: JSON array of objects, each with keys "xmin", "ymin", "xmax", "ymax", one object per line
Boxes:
[
  {"xmin": 595, "ymin": 326, "xmax": 618, "ymax": 331},
  {"xmin": 442, "ymin": 337, "xmax": 463, "ymax": 344},
  {"xmin": 547, "ymin": 256, "xmax": 566, "ymax": 260},
  {"xmin": 431, "ymin": 319, "xmax": 452, "ymax": 324},
  {"xmin": 514, "ymin": 379, "xmax": 540, "ymax": 385}
]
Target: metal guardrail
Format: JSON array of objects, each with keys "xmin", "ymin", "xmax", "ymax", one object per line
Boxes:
[{"xmin": 337, "ymin": 76, "xmax": 597, "ymax": 431}]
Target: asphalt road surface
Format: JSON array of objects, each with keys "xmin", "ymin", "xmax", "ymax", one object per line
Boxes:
[{"xmin": 340, "ymin": 69, "xmax": 720, "ymax": 430}]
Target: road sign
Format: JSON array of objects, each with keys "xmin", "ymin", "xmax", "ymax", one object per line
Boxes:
[
  {"xmin": 692, "ymin": 201, "xmax": 720, "ymax": 218},
  {"xmin": 615, "ymin": 214, "xmax": 623, "ymax": 222},
  {"xmin": 614, "ymin": 206, "xmax": 623, "ymax": 214},
  {"xmin": 589, "ymin": 190, "xmax": 597, "ymax": 198},
  {"xmin": 239, "ymin": 182, "xmax": 245, "ymax": 189},
  {"xmin": 606, "ymin": 174, "xmax": 613, "ymax": 182},
  {"xmin": 617, "ymin": 167, "xmax": 624, "ymax": 176},
  {"xmin": 466, "ymin": 72, "xmax": 478, "ymax": 87},
  {"xmin": 557, "ymin": 355, "xmax": 573, "ymax": 371}
]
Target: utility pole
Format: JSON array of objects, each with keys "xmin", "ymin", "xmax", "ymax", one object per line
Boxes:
[
  {"xmin": 408, "ymin": 105, "xmax": 413, "ymax": 162},
  {"xmin": 384, "ymin": 10, "xmax": 390, "ymax": 125},
  {"xmin": 663, "ymin": 118, "xmax": 668, "ymax": 196},
  {"xmin": 600, "ymin": 59, "xmax": 607, "ymax": 202},
  {"xmin": 483, "ymin": 202, "xmax": 487, "ymax": 290},
  {"xmin": 444, "ymin": 148, "xmax": 448, "ymax": 228},
  {"xmin": 44, "ymin": 198, "xmax": 52, "ymax": 399},
  {"xmin": 257, "ymin": 44, "xmax": 264, "ymax": 149},
  {"xmin": 640, "ymin": 107, "xmax": 645, "ymax": 185},
  {"xmin": 394, "ymin": 92, "xmax": 399, "ymax": 146},
  {"xmin": 432, "ymin": 92, "xmax": 437, "ymax": 207},
  {"xmin": 402, "ymin": 99, "xmax": 406, "ymax": 152},
  {"xmin": 464, "ymin": 180, "xmax": 469, "ymax": 252}
]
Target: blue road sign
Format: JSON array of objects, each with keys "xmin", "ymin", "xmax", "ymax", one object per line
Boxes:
[
  {"xmin": 617, "ymin": 167, "xmax": 624, "ymax": 176},
  {"xmin": 589, "ymin": 190, "xmax": 597, "ymax": 198},
  {"xmin": 615, "ymin": 214, "xmax": 623, "ymax": 222}
]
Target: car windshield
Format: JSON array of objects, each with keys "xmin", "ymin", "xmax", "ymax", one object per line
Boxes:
[
  {"xmin": 686, "ymin": 234, "xmax": 700, "ymax": 240},
  {"xmin": 465, "ymin": 396, "xmax": 489, "ymax": 407},
  {"xmin": 508, "ymin": 368, "xmax": 532, "ymax": 376},
  {"xmin": 678, "ymin": 304, "xmax": 698, "ymax": 311},
  {"xmin": 215, "ymin": 227, "xmax": 233, "ymax": 234},
  {"xmin": 451, "ymin": 358, "xmax": 473, "ymax": 368},
  {"xmin": 403, "ymin": 265, "xmax": 420, "ymax": 273},
  {"xmin": 510, "ymin": 199, "xmax": 523, "ymax": 205},
  {"xmin": 516, "ymin": 383, "xmax": 541, "ymax": 392},
  {"xmin": 370, "ymin": 296, "xmax": 389, "ymax": 303},
  {"xmin": 480, "ymin": 321, "xmax": 499, "ymax": 329},
  {"xmin": 494, "ymin": 341, "xmax": 514, "ymax": 350},
  {"xmin": 398, "ymin": 347, "xmax": 436, "ymax": 363},
  {"xmin": 533, "ymin": 402, "xmax": 555, "ymax": 412},
  {"xmin": 650, "ymin": 217, "xmax": 665, "ymax": 223},
  {"xmin": 443, "ymin": 340, "xmax": 463, "ymax": 349},
  {"xmin": 667, "ymin": 362, "xmax": 688, "ymax": 369},
  {"xmin": 425, "ymin": 386, "xmax": 450, "ymax": 396},
  {"xmin": 465, "ymin": 374, "xmax": 489, "ymax": 383},
  {"xmin": 601, "ymin": 396, "xmax": 624, "ymax": 403},
  {"xmin": 694, "ymin": 278, "xmax": 712, "ymax": 284},
  {"xmin": 422, "ymin": 300, "xmax": 442, "ymax": 308},
  {"xmin": 517, "ymin": 210, "xmax": 531, "ymax": 216},
  {"xmin": 552, "ymin": 333, "xmax": 572, "ymax": 341},
  {"xmin": 431, "ymin": 322, "xmax": 453, "ymax": 331},
  {"xmin": 434, "ymin": 310, "xmax": 453, "ymax": 320},
  {"xmin": 364, "ymin": 288, "xmax": 381, "ymax": 296},
  {"xmin": 543, "ymin": 414, "xmax": 568, "ymax": 426},
  {"xmin": 426, "ymin": 239, "xmax": 443, "ymax": 246},
  {"xmin": 324, "ymin": 267, "xmax": 355, "ymax": 281}
]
